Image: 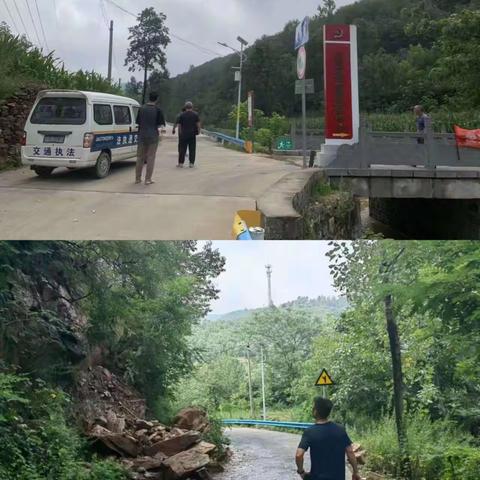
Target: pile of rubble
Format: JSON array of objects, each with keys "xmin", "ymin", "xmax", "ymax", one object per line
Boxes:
[{"xmin": 75, "ymin": 366, "xmax": 219, "ymax": 479}]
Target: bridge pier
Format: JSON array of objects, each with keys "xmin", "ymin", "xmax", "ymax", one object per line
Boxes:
[{"xmin": 369, "ymin": 198, "xmax": 480, "ymax": 239}]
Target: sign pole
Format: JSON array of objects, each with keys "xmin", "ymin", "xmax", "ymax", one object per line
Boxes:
[{"xmin": 302, "ymin": 85, "xmax": 307, "ymax": 169}]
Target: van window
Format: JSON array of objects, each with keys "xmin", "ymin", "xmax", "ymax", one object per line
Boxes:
[
  {"xmin": 114, "ymin": 106, "xmax": 131, "ymax": 125},
  {"xmin": 31, "ymin": 97, "xmax": 86, "ymax": 125},
  {"xmin": 132, "ymin": 106, "xmax": 140, "ymax": 123},
  {"xmin": 94, "ymin": 104, "xmax": 113, "ymax": 125}
]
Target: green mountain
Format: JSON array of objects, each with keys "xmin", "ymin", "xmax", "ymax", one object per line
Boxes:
[{"xmin": 162, "ymin": 0, "xmax": 479, "ymax": 127}]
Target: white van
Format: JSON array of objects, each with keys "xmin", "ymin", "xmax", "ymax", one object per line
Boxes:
[{"xmin": 21, "ymin": 90, "xmax": 140, "ymax": 178}]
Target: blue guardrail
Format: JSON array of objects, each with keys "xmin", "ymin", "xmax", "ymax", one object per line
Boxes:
[{"xmin": 222, "ymin": 419, "xmax": 314, "ymax": 430}]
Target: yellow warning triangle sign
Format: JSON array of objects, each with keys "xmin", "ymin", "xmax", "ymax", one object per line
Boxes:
[{"xmin": 315, "ymin": 369, "xmax": 334, "ymax": 386}]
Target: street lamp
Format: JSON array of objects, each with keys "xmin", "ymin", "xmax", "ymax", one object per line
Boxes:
[{"xmin": 218, "ymin": 36, "xmax": 249, "ymax": 139}]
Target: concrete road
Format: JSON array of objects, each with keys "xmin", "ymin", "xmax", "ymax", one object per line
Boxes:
[
  {"xmin": 214, "ymin": 428, "xmax": 352, "ymax": 480},
  {"xmin": 0, "ymin": 134, "xmax": 298, "ymax": 240}
]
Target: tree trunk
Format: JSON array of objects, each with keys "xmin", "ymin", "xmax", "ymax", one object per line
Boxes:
[
  {"xmin": 142, "ymin": 65, "xmax": 148, "ymax": 105},
  {"xmin": 384, "ymin": 293, "xmax": 410, "ymax": 478}
]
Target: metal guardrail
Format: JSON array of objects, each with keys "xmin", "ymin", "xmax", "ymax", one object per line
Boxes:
[
  {"xmin": 201, "ymin": 129, "xmax": 245, "ymax": 148},
  {"xmin": 222, "ymin": 419, "xmax": 314, "ymax": 430}
]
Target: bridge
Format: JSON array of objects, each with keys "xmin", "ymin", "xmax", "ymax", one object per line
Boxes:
[{"xmin": 320, "ymin": 123, "xmax": 480, "ymax": 200}]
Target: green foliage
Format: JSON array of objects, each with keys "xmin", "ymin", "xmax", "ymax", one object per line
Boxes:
[
  {"xmin": 0, "ymin": 241, "xmax": 225, "ymax": 408},
  {"xmin": 0, "ymin": 372, "xmax": 128, "ymax": 480},
  {"xmin": 0, "ymin": 23, "xmax": 120, "ymax": 101},
  {"xmin": 163, "ymin": 0, "xmax": 480, "ymax": 128},
  {"xmin": 357, "ymin": 415, "xmax": 480, "ymax": 480}
]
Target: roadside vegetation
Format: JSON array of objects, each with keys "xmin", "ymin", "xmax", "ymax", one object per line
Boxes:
[
  {"xmin": 0, "ymin": 241, "xmax": 225, "ymax": 478},
  {"xmin": 0, "ymin": 23, "xmax": 119, "ymax": 102},
  {"xmin": 164, "ymin": 0, "xmax": 480, "ymax": 136},
  {"xmin": 174, "ymin": 242, "xmax": 480, "ymax": 480}
]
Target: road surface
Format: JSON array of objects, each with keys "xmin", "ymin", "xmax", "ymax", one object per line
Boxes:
[
  {"xmin": 214, "ymin": 428, "xmax": 352, "ymax": 480},
  {"xmin": 0, "ymin": 134, "xmax": 297, "ymax": 240}
]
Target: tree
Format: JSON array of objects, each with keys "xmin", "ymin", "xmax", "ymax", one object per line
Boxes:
[
  {"xmin": 124, "ymin": 76, "xmax": 142, "ymax": 101},
  {"xmin": 317, "ymin": 0, "xmax": 337, "ymax": 19},
  {"xmin": 125, "ymin": 8, "xmax": 170, "ymax": 104}
]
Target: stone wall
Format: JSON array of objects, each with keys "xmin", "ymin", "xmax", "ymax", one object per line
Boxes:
[
  {"xmin": 370, "ymin": 197, "xmax": 480, "ymax": 239},
  {"xmin": 0, "ymin": 86, "xmax": 43, "ymax": 168}
]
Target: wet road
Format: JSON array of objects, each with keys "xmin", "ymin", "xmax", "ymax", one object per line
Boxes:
[{"xmin": 214, "ymin": 428, "xmax": 352, "ymax": 480}]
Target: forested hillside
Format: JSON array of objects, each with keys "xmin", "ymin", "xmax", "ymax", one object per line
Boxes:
[
  {"xmin": 207, "ymin": 295, "xmax": 347, "ymax": 322},
  {"xmin": 175, "ymin": 241, "xmax": 480, "ymax": 480},
  {"xmin": 162, "ymin": 0, "xmax": 480, "ymax": 127}
]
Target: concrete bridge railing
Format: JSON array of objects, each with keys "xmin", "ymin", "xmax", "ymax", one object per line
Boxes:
[{"xmin": 325, "ymin": 123, "xmax": 479, "ymax": 170}]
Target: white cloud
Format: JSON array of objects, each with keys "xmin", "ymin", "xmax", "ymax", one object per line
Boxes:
[
  {"xmin": 209, "ymin": 241, "xmax": 339, "ymax": 315},
  {"xmin": 0, "ymin": 0, "xmax": 353, "ymax": 79}
]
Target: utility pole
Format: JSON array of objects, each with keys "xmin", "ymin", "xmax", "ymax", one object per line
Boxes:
[
  {"xmin": 108, "ymin": 20, "xmax": 114, "ymax": 83},
  {"xmin": 246, "ymin": 345, "xmax": 254, "ymax": 418},
  {"xmin": 266, "ymin": 265, "xmax": 273, "ymax": 307},
  {"xmin": 261, "ymin": 346, "xmax": 267, "ymax": 420}
]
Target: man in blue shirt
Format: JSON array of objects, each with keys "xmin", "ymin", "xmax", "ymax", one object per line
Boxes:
[{"xmin": 295, "ymin": 397, "xmax": 361, "ymax": 480}]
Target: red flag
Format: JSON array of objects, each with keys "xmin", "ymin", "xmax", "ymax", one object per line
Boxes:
[{"xmin": 454, "ymin": 125, "xmax": 480, "ymax": 149}]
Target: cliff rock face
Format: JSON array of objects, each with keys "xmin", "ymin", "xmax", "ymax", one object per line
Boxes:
[
  {"xmin": 0, "ymin": 86, "xmax": 43, "ymax": 168},
  {"xmin": 2, "ymin": 268, "xmax": 89, "ymax": 371}
]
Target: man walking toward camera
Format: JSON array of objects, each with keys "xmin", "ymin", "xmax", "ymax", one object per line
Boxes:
[
  {"xmin": 295, "ymin": 397, "xmax": 361, "ymax": 480},
  {"xmin": 177, "ymin": 101, "xmax": 200, "ymax": 168},
  {"xmin": 135, "ymin": 92, "xmax": 166, "ymax": 185}
]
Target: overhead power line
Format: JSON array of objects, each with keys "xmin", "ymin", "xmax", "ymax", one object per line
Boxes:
[
  {"xmin": 34, "ymin": 0, "xmax": 50, "ymax": 51},
  {"xmin": 103, "ymin": 0, "xmax": 223, "ymax": 57},
  {"xmin": 2, "ymin": 0, "xmax": 20, "ymax": 34},
  {"xmin": 24, "ymin": 0, "xmax": 44, "ymax": 49},
  {"xmin": 13, "ymin": 0, "xmax": 32, "ymax": 42}
]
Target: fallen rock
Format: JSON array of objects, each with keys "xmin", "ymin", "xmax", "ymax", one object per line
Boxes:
[
  {"xmin": 145, "ymin": 431, "xmax": 201, "ymax": 458},
  {"xmin": 131, "ymin": 454, "xmax": 167, "ymax": 472},
  {"xmin": 163, "ymin": 450, "xmax": 210, "ymax": 479},
  {"xmin": 188, "ymin": 441, "xmax": 216, "ymax": 456},
  {"xmin": 174, "ymin": 407, "xmax": 209, "ymax": 433},
  {"xmin": 352, "ymin": 443, "xmax": 367, "ymax": 465},
  {"xmin": 89, "ymin": 425, "xmax": 140, "ymax": 457}
]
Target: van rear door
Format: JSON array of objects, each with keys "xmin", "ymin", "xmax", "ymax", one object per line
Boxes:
[{"xmin": 26, "ymin": 93, "xmax": 87, "ymax": 160}]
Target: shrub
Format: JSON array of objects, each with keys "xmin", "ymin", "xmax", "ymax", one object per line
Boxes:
[
  {"xmin": 357, "ymin": 414, "xmax": 480, "ymax": 480},
  {"xmin": 0, "ymin": 372, "xmax": 128, "ymax": 480}
]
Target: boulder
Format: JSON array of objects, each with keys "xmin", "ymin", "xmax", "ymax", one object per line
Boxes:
[
  {"xmin": 173, "ymin": 407, "xmax": 209, "ymax": 433},
  {"xmin": 188, "ymin": 441, "xmax": 216, "ymax": 456},
  {"xmin": 136, "ymin": 419, "xmax": 155, "ymax": 430},
  {"xmin": 352, "ymin": 443, "xmax": 367, "ymax": 465},
  {"xmin": 131, "ymin": 454, "xmax": 167, "ymax": 472},
  {"xmin": 145, "ymin": 431, "xmax": 201, "ymax": 458},
  {"xmin": 89, "ymin": 425, "xmax": 140, "ymax": 457},
  {"xmin": 163, "ymin": 450, "xmax": 210, "ymax": 479}
]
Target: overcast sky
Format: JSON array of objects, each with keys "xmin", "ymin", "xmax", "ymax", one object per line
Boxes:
[
  {"xmin": 207, "ymin": 241, "xmax": 339, "ymax": 315},
  {"xmin": 0, "ymin": 0, "xmax": 353, "ymax": 80}
]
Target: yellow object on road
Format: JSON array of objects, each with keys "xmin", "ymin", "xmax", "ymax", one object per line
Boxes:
[{"xmin": 232, "ymin": 210, "xmax": 263, "ymax": 240}]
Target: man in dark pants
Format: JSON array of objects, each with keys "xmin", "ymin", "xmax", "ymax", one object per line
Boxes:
[
  {"xmin": 135, "ymin": 92, "xmax": 166, "ymax": 185},
  {"xmin": 177, "ymin": 102, "xmax": 200, "ymax": 168},
  {"xmin": 295, "ymin": 397, "xmax": 361, "ymax": 480}
]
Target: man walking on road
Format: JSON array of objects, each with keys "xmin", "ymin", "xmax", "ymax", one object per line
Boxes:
[
  {"xmin": 295, "ymin": 397, "xmax": 361, "ymax": 480},
  {"xmin": 135, "ymin": 92, "xmax": 166, "ymax": 185},
  {"xmin": 177, "ymin": 101, "xmax": 200, "ymax": 168}
]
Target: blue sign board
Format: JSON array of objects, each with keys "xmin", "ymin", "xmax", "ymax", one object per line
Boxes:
[{"xmin": 295, "ymin": 17, "xmax": 310, "ymax": 50}]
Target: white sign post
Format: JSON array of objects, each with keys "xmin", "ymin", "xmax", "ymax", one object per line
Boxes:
[{"xmin": 295, "ymin": 17, "xmax": 310, "ymax": 169}]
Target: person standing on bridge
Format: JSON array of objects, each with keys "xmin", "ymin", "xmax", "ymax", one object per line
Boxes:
[
  {"xmin": 177, "ymin": 102, "xmax": 201, "ymax": 168},
  {"xmin": 135, "ymin": 92, "xmax": 166, "ymax": 185},
  {"xmin": 295, "ymin": 397, "xmax": 361, "ymax": 480},
  {"xmin": 414, "ymin": 105, "xmax": 430, "ymax": 145}
]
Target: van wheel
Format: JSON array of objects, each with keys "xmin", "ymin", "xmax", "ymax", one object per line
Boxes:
[
  {"xmin": 33, "ymin": 167, "xmax": 54, "ymax": 178},
  {"xmin": 94, "ymin": 152, "xmax": 111, "ymax": 179}
]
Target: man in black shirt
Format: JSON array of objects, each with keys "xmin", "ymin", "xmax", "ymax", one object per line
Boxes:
[
  {"xmin": 295, "ymin": 397, "xmax": 361, "ymax": 480},
  {"xmin": 135, "ymin": 92, "xmax": 166, "ymax": 185},
  {"xmin": 177, "ymin": 102, "xmax": 200, "ymax": 168}
]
